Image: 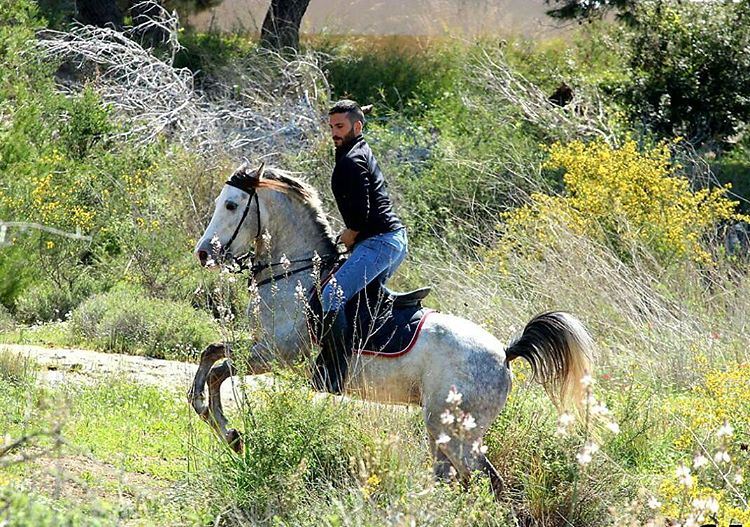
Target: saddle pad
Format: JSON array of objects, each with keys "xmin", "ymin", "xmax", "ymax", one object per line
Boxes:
[
  {"xmin": 306, "ymin": 272, "xmax": 435, "ymax": 357},
  {"xmin": 354, "ymin": 307, "xmax": 434, "ymax": 356}
]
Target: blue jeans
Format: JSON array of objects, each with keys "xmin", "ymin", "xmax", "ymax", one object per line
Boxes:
[{"xmin": 321, "ymin": 228, "xmax": 408, "ymax": 313}]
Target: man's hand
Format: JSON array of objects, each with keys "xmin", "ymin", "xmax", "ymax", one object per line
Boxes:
[{"xmin": 339, "ymin": 228, "xmax": 359, "ymax": 249}]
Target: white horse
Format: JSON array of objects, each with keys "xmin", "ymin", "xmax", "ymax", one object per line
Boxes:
[{"xmin": 189, "ymin": 163, "xmax": 593, "ymax": 494}]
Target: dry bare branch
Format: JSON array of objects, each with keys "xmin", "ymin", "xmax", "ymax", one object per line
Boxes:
[
  {"xmin": 31, "ymin": 2, "xmax": 329, "ymax": 158},
  {"xmin": 468, "ymin": 47, "xmax": 620, "ymax": 146}
]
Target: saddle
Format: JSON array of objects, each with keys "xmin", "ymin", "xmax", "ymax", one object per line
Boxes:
[{"xmin": 308, "ymin": 276, "xmax": 434, "ymax": 356}]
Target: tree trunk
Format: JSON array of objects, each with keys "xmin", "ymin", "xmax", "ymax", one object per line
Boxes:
[
  {"xmin": 75, "ymin": 0, "xmax": 124, "ymax": 29},
  {"xmin": 260, "ymin": 0, "xmax": 311, "ymax": 52}
]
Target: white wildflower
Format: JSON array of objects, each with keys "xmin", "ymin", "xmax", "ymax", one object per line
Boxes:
[
  {"xmin": 717, "ymin": 422, "xmax": 734, "ymax": 439},
  {"xmin": 693, "ymin": 454, "xmax": 708, "ymax": 469},
  {"xmin": 705, "ymin": 497, "xmax": 719, "ymax": 514},
  {"xmin": 435, "ymin": 433, "xmax": 451, "ymax": 445},
  {"xmin": 440, "ymin": 409, "xmax": 455, "ymax": 425},
  {"xmin": 647, "ymin": 496, "xmax": 661, "ymax": 510},
  {"xmin": 280, "ymin": 254, "xmax": 291, "ymax": 271},
  {"xmin": 580, "ymin": 374, "xmax": 594, "ymax": 388},
  {"xmin": 261, "ymin": 229, "xmax": 272, "ymax": 246},
  {"xmin": 733, "ymin": 473, "xmax": 744, "ymax": 485},
  {"xmin": 676, "ymin": 465, "xmax": 694, "ymax": 487},
  {"xmin": 462, "ymin": 414, "xmax": 477, "ymax": 431},
  {"xmin": 472, "ymin": 440, "xmax": 488, "ymax": 455},
  {"xmin": 576, "ymin": 442, "xmax": 599, "ymax": 466},
  {"xmin": 556, "ymin": 413, "xmax": 574, "ymax": 437},
  {"xmin": 606, "ymin": 421, "xmax": 620, "ymax": 434},
  {"xmin": 445, "ymin": 386, "xmax": 463, "ymax": 405},
  {"xmin": 558, "ymin": 413, "xmax": 574, "ymax": 427},
  {"xmin": 713, "ymin": 450, "xmax": 730, "ymax": 464},
  {"xmin": 590, "ymin": 400, "xmax": 610, "ymax": 417},
  {"xmin": 294, "ymin": 281, "xmax": 306, "ymax": 302}
]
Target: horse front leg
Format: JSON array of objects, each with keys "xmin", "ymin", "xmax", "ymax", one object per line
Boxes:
[
  {"xmin": 204, "ymin": 342, "xmax": 274, "ymax": 453},
  {"xmin": 206, "ymin": 359, "xmax": 239, "ymax": 450},
  {"xmin": 188, "ymin": 342, "xmax": 228, "ymax": 420}
]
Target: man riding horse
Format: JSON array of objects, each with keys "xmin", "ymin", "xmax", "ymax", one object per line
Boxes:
[{"xmin": 313, "ymin": 99, "xmax": 408, "ymax": 394}]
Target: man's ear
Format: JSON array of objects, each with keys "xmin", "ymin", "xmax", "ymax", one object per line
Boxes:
[{"xmin": 354, "ymin": 120, "xmax": 363, "ymax": 135}]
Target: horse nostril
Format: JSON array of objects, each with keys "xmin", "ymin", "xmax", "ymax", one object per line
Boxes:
[{"xmin": 197, "ymin": 250, "xmax": 208, "ymax": 266}]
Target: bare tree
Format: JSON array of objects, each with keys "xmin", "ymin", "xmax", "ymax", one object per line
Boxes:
[{"xmin": 260, "ymin": 0, "xmax": 311, "ymax": 52}]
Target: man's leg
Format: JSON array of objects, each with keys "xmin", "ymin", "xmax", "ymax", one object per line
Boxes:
[{"xmin": 313, "ymin": 231, "xmax": 407, "ymax": 393}]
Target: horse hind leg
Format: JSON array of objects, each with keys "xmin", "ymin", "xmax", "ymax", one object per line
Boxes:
[
  {"xmin": 433, "ymin": 434, "xmax": 505, "ymax": 499},
  {"xmin": 428, "ymin": 431, "xmax": 458, "ymax": 482}
]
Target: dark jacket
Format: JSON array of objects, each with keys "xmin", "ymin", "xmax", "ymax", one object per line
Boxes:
[{"xmin": 332, "ymin": 135, "xmax": 404, "ymax": 243}]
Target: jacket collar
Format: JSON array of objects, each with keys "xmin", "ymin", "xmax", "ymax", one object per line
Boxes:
[{"xmin": 335, "ymin": 134, "xmax": 364, "ymax": 162}]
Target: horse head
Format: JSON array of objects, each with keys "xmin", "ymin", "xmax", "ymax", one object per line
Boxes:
[{"xmin": 194, "ymin": 161, "xmax": 265, "ymax": 267}]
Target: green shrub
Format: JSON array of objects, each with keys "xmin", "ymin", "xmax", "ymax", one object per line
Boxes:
[
  {"xmin": 0, "ymin": 304, "xmax": 14, "ymax": 332},
  {"xmin": 211, "ymin": 379, "xmax": 370, "ymax": 520},
  {"xmin": 0, "ymin": 349, "xmax": 36, "ymax": 386},
  {"xmin": 312, "ymin": 35, "xmax": 462, "ymax": 115},
  {"xmin": 624, "ymin": 1, "xmax": 750, "ymax": 144},
  {"xmin": 69, "ymin": 286, "xmax": 219, "ymax": 359},
  {"xmin": 0, "ymin": 486, "xmax": 113, "ymax": 527},
  {"xmin": 14, "ymin": 278, "xmax": 96, "ymax": 324}
]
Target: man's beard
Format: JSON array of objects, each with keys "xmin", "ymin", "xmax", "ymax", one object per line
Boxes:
[{"xmin": 334, "ymin": 128, "xmax": 358, "ymax": 148}]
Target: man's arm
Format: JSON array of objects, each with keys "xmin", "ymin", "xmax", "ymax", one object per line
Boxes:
[{"xmin": 336, "ymin": 157, "xmax": 370, "ymax": 241}]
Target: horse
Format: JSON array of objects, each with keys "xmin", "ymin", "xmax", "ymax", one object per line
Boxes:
[{"xmin": 189, "ymin": 162, "xmax": 594, "ymax": 494}]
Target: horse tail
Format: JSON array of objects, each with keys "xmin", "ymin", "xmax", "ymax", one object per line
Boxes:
[{"xmin": 505, "ymin": 312, "xmax": 593, "ymax": 412}]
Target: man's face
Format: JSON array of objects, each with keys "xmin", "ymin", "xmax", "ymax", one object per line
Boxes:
[{"xmin": 329, "ymin": 112, "xmax": 361, "ymax": 147}]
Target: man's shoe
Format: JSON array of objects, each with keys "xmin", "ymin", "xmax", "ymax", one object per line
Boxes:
[{"xmin": 312, "ymin": 309, "xmax": 350, "ymax": 395}]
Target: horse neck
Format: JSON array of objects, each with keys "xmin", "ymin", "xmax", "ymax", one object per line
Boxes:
[{"xmin": 255, "ymin": 189, "xmax": 336, "ymax": 263}]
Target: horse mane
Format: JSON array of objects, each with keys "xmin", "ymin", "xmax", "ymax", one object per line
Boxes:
[{"xmin": 253, "ymin": 167, "xmax": 336, "ymax": 244}]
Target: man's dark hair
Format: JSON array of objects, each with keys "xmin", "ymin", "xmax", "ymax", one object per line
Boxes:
[{"xmin": 329, "ymin": 99, "xmax": 370, "ymax": 125}]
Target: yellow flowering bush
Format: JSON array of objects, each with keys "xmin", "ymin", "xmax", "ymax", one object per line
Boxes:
[{"xmin": 494, "ymin": 140, "xmax": 742, "ymax": 266}]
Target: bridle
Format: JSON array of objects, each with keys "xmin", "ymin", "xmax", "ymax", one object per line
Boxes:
[
  {"xmin": 216, "ymin": 162, "xmax": 342, "ymax": 285},
  {"xmin": 220, "ymin": 187, "xmax": 260, "ymax": 267}
]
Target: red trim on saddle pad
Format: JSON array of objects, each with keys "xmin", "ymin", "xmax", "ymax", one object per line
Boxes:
[{"xmin": 356, "ymin": 309, "xmax": 435, "ymax": 358}]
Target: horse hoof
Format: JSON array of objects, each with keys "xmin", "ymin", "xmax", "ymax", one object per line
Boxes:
[{"xmin": 226, "ymin": 428, "xmax": 243, "ymax": 453}]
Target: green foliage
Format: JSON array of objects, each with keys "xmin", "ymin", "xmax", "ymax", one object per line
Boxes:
[
  {"xmin": 545, "ymin": 0, "xmax": 638, "ymax": 25},
  {"xmin": 0, "ymin": 304, "xmax": 14, "ymax": 332},
  {"xmin": 69, "ymin": 286, "xmax": 219, "ymax": 359},
  {"xmin": 0, "ymin": 486, "xmax": 113, "ymax": 527},
  {"xmin": 211, "ymin": 379, "xmax": 369, "ymax": 519},
  {"xmin": 174, "ymin": 31, "xmax": 258, "ymax": 78},
  {"xmin": 14, "ymin": 277, "xmax": 98, "ymax": 324},
  {"xmin": 313, "ymin": 35, "xmax": 462, "ymax": 115},
  {"xmin": 624, "ymin": 1, "xmax": 750, "ymax": 144},
  {"xmin": 0, "ymin": 349, "xmax": 35, "ymax": 386}
]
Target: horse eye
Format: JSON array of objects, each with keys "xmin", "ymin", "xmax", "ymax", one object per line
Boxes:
[{"xmin": 225, "ymin": 201, "xmax": 238, "ymax": 211}]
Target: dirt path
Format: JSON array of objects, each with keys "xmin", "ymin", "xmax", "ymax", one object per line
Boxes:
[{"xmin": 0, "ymin": 343, "xmax": 262, "ymax": 405}]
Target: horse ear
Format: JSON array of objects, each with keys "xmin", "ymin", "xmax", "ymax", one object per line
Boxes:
[{"xmin": 256, "ymin": 161, "xmax": 266, "ymax": 180}]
